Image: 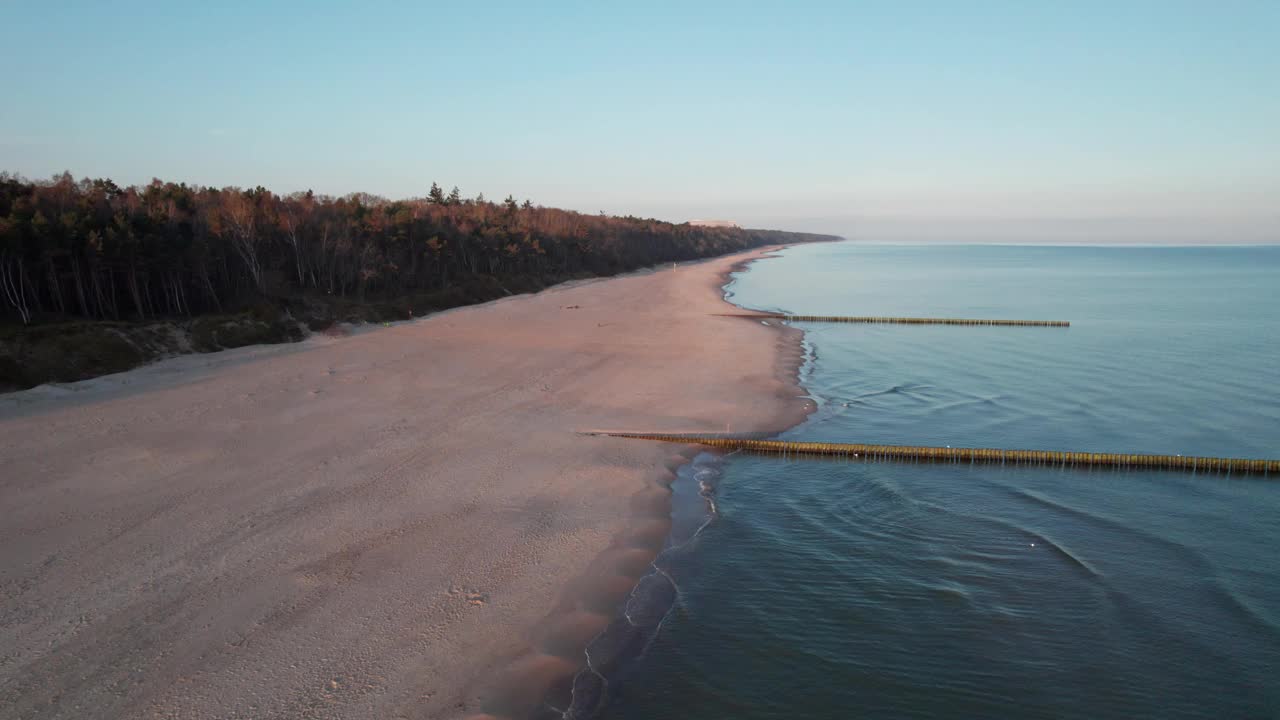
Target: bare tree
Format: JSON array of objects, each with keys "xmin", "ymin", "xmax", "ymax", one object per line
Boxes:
[
  {"xmin": 0, "ymin": 246, "xmax": 32, "ymax": 324},
  {"xmin": 222, "ymin": 191, "xmax": 264, "ymax": 291}
]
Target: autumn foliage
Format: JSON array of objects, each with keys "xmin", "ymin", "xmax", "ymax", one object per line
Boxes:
[{"xmin": 0, "ymin": 173, "xmax": 835, "ymax": 326}]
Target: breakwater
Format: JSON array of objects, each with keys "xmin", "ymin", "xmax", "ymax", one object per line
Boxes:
[
  {"xmin": 721, "ymin": 313, "xmax": 1070, "ymax": 326},
  {"xmin": 587, "ymin": 432, "xmax": 1279, "ymax": 475}
]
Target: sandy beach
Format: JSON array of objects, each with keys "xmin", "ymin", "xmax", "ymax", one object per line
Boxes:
[{"xmin": 0, "ymin": 247, "xmax": 810, "ymax": 719}]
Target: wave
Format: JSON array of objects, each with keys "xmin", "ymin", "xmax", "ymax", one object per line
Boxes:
[
  {"xmin": 838, "ymin": 383, "xmax": 935, "ymax": 404},
  {"xmin": 1010, "ymin": 486, "xmax": 1280, "ymax": 635},
  {"xmin": 1001, "ymin": 485, "xmax": 1214, "ymax": 570},
  {"xmin": 559, "ymin": 454, "xmax": 722, "ymax": 719}
]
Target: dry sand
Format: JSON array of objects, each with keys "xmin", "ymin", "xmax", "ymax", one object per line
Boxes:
[{"xmin": 0, "ymin": 247, "xmax": 811, "ymax": 719}]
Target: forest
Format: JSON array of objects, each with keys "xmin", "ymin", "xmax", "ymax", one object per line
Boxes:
[
  {"xmin": 0, "ymin": 172, "xmax": 835, "ymax": 389},
  {"xmin": 0, "ymin": 172, "xmax": 833, "ymax": 326}
]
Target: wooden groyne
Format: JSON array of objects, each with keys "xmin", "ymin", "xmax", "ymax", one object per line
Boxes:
[
  {"xmin": 588, "ymin": 432, "xmax": 1279, "ymax": 475},
  {"xmin": 722, "ymin": 313, "xmax": 1070, "ymax": 327}
]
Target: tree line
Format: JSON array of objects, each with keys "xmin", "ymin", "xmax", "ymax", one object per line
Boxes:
[{"xmin": 0, "ymin": 173, "xmax": 834, "ymax": 325}]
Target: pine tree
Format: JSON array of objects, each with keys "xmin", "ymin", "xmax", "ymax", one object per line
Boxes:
[
  {"xmin": 428, "ymin": 182, "xmax": 444, "ymax": 204},
  {"xmin": 447, "ymin": 186, "xmax": 462, "ymax": 206}
]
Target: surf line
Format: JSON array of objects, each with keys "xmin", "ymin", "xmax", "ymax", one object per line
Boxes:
[
  {"xmin": 582, "ymin": 432, "xmax": 1280, "ymax": 476},
  {"xmin": 719, "ymin": 313, "xmax": 1070, "ymax": 327}
]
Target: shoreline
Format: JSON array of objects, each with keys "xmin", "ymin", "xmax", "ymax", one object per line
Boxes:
[
  {"xmin": 469, "ymin": 246, "xmax": 814, "ymax": 720},
  {"xmin": 0, "ymin": 246, "xmax": 813, "ymax": 720}
]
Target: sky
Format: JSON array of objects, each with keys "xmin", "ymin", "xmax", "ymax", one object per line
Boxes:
[{"xmin": 2, "ymin": 1, "xmax": 1277, "ymax": 242}]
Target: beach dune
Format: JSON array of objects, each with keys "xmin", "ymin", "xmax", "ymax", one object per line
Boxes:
[{"xmin": 0, "ymin": 248, "xmax": 808, "ymax": 719}]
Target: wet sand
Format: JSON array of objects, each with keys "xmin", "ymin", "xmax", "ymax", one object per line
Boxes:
[{"xmin": 0, "ymin": 247, "xmax": 811, "ymax": 719}]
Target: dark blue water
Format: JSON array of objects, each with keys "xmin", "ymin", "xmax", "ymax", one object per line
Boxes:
[{"xmin": 603, "ymin": 244, "xmax": 1280, "ymax": 719}]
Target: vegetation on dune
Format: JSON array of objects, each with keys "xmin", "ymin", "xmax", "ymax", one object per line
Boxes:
[{"xmin": 0, "ymin": 172, "xmax": 837, "ymax": 389}]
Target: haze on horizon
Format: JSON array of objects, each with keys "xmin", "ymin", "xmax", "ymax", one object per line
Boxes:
[{"xmin": 2, "ymin": 1, "xmax": 1276, "ymax": 243}]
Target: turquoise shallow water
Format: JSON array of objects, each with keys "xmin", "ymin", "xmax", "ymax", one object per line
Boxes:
[{"xmin": 601, "ymin": 244, "xmax": 1280, "ymax": 719}]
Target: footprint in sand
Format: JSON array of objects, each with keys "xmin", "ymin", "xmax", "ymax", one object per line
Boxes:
[{"xmin": 447, "ymin": 585, "xmax": 489, "ymax": 606}]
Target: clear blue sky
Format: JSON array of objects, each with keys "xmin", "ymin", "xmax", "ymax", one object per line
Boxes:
[{"xmin": 2, "ymin": 1, "xmax": 1276, "ymax": 241}]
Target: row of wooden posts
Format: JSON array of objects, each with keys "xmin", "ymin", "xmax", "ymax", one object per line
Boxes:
[
  {"xmin": 592, "ymin": 433, "xmax": 1279, "ymax": 476},
  {"xmin": 723, "ymin": 313, "xmax": 1070, "ymax": 327},
  {"xmin": 590, "ymin": 310, "xmax": 1276, "ymax": 476}
]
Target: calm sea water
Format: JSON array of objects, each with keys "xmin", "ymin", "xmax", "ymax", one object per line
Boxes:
[{"xmin": 603, "ymin": 244, "xmax": 1280, "ymax": 719}]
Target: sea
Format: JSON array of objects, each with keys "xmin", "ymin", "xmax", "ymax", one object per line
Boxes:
[{"xmin": 600, "ymin": 243, "xmax": 1280, "ymax": 719}]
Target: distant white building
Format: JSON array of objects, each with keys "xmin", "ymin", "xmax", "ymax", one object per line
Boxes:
[{"xmin": 689, "ymin": 219, "xmax": 741, "ymax": 228}]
